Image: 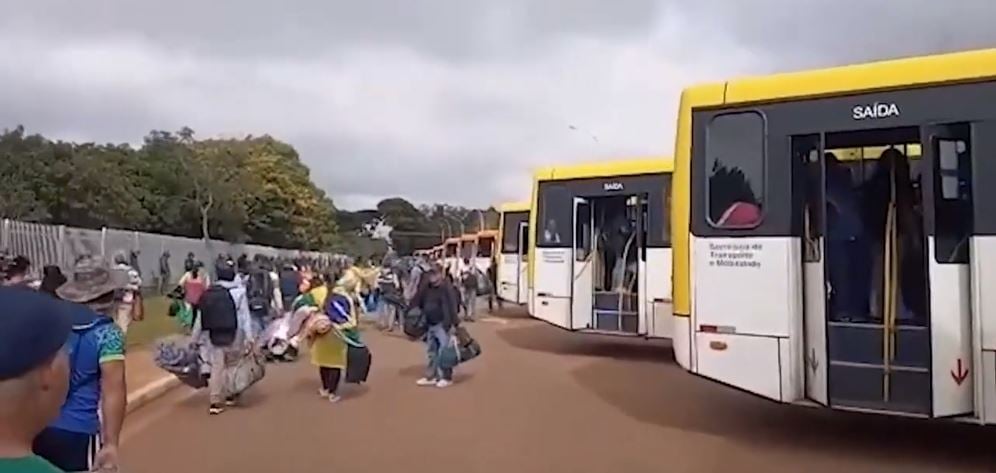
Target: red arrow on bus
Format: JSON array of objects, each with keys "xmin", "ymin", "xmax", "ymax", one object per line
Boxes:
[{"xmin": 951, "ymin": 358, "xmax": 969, "ymax": 386}]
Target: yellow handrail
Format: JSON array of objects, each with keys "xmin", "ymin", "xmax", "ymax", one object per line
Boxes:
[{"xmin": 882, "ymin": 164, "xmax": 899, "ymax": 403}]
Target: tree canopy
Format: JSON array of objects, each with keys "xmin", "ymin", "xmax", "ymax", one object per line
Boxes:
[
  {"xmin": 337, "ymin": 198, "xmax": 499, "ymax": 257},
  {"xmin": 0, "ymin": 126, "xmax": 338, "ymax": 250},
  {"xmin": 2, "ymin": 125, "xmax": 501, "ymax": 257}
]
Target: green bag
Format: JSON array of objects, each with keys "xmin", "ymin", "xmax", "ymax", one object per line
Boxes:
[{"xmin": 175, "ymin": 301, "xmax": 195, "ymax": 329}]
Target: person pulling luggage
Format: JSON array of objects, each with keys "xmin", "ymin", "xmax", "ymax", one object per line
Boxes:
[
  {"xmin": 410, "ymin": 265, "xmax": 460, "ymax": 388},
  {"xmin": 193, "ymin": 262, "xmax": 256, "ymax": 415}
]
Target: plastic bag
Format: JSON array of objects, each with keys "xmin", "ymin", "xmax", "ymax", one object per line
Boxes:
[{"xmin": 438, "ymin": 339, "xmax": 460, "ymax": 370}]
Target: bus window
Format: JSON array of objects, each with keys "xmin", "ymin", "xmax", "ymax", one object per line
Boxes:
[
  {"xmin": 661, "ymin": 175, "xmax": 672, "ymax": 247},
  {"xmin": 501, "ymin": 212, "xmax": 528, "ymax": 253},
  {"xmin": 479, "ymin": 238, "xmax": 494, "ymax": 258},
  {"xmin": 521, "ymin": 225, "xmax": 530, "ymax": 261},
  {"xmin": 934, "ymin": 134, "xmax": 972, "ymax": 264},
  {"xmin": 537, "ymin": 183, "xmax": 570, "ymax": 247},
  {"xmin": 706, "ymin": 112, "xmax": 765, "ymax": 229}
]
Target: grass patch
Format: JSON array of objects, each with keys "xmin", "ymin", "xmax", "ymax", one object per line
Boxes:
[{"xmin": 127, "ymin": 296, "xmax": 182, "ymax": 348}]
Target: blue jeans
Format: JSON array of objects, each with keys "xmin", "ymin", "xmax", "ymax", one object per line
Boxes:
[
  {"xmin": 425, "ymin": 324, "xmax": 453, "ymax": 381},
  {"xmin": 379, "ymin": 302, "xmax": 399, "ymax": 329},
  {"xmin": 250, "ymin": 313, "xmax": 267, "ymax": 339}
]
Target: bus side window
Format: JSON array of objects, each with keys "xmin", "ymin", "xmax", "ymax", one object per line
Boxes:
[
  {"xmin": 934, "ymin": 137, "xmax": 971, "ymax": 264},
  {"xmin": 706, "ymin": 112, "xmax": 766, "ymax": 229},
  {"xmin": 520, "ymin": 224, "xmax": 530, "ymax": 262},
  {"xmin": 501, "ymin": 214, "xmax": 519, "ymax": 254},
  {"xmin": 661, "ymin": 176, "xmax": 672, "ymax": 247}
]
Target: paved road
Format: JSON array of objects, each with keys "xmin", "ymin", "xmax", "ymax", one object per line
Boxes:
[{"xmin": 122, "ymin": 308, "xmax": 996, "ymax": 473}]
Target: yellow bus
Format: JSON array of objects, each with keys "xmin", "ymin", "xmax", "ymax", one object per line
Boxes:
[
  {"xmin": 671, "ymin": 48, "xmax": 996, "ymax": 422},
  {"xmin": 442, "ymin": 237, "xmax": 461, "ymax": 276},
  {"xmin": 497, "ymin": 201, "xmax": 531, "ymax": 305},
  {"xmin": 530, "ymin": 158, "xmax": 674, "ymax": 337},
  {"xmin": 475, "ymin": 229, "xmax": 498, "ymax": 274}
]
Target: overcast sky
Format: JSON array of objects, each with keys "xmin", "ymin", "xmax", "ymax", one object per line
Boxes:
[{"xmin": 2, "ymin": 1, "xmax": 995, "ymax": 210}]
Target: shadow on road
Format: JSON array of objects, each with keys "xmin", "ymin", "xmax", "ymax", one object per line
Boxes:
[
  {"xmin": 487, "ymin": 306, "xmax": 532, "ymax": 320},
  {"xmin": 399, "ymin": 364, "xmax": 476, "ymax": 384},
  {"xmin": 572, "ymin": 357, "xmax": 996, "ymax": 470},
  {"xmin": 496, "ymin": 322, "xmax": 673, "ymax": 363}
]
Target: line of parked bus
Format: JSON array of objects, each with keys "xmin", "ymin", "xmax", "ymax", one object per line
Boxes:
[
  {"xmin": 482, "ymin": 47, "xmax": 996, "ymax": 426},
  {"xmin": 415, "ymin": 229, "xmax": 499, "ymax": 281}
]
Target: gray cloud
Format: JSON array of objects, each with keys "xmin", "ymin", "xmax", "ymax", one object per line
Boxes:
[
  {"xmin": 2, "ymin": 0, "xmax": 660, "ymax": 62},
  {"xmin": 670, "ymin": 0, "xmax": 996, "ymax": 67},
  {"xmin": 1, "ymin": 0, "xmax": 994, "ymax": 210}
]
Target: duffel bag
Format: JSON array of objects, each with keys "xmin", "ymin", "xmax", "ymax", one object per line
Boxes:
[
  {"xmin": 230, "ymin": 352, "xmax": 266, "ymax": 395},
  {"xmin": 403, "ymin": 307, "xmax": 427, "ymax": 339},
  {"xmin": 454, "ymin": 327, "xmax": 482, "ymax": 363},
  {"xmin": 458, "ymin": 338, "xmax": 482, "ymax": 363}
]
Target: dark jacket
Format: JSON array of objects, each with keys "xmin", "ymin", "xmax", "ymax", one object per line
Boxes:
[{"xmin": 412, "ymin": 279, "xmax": 459, "ymax": 330}]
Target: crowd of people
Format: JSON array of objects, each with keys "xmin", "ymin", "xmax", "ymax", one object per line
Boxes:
[{"xmin": 0, "ymin": 248, "xmax": 499, "ymax": 472}]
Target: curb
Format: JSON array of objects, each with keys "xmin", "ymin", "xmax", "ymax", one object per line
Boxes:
[{"xmin": 126, "ymin": 376, "xmax": 182, "ymax": 414}]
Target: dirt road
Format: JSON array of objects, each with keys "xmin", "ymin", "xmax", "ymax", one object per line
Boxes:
[{"xmin": 121, "ymin": 309, "xmax": 996, "ymax": 472}]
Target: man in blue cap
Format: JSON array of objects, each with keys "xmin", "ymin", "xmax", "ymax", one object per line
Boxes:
[{"xmin": 0, "ymin": 287, "xmax": 73, "ymax": 472}]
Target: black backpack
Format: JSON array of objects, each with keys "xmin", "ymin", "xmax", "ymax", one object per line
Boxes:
[
  {"xmin": 247, "ymin": 270, "xmax": 272, "ymax": 314},
  {"xmin": 279, "ymin": 270, "xmax": 300, "ymax": 299},
  {"xmin": 199, "ymin": 285, "xmax": 238, "ymax": 345}
]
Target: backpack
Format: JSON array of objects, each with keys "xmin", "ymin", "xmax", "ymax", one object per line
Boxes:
[
  {"xmin": 279, "ymin": 270, "xmax": 300, "ymax": 299},
  {"xmin": 461, "ymin": 268, "xmax": 478, "ymax": 290},
  {"xmin": 199, "ymin": 285, "xmax": 238, "ymax": 345},
  {"xmin": 247, "ymin": 270, "xmax": 272, "ymax": 314}
]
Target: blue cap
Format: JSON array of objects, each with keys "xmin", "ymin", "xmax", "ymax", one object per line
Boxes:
[{"xmin": 0, "ymin": 287, "xmax": 73, "ymax": 381}]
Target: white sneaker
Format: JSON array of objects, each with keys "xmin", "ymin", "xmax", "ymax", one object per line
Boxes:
[
  {"xmin": 319, "ymin": 388, "xmax": 330, "ymax": 397},
  {"xmin": 328, "ymin": 394, "xmax": 342, "ymax": 403},
  {"xmin": 435, "ymin": 379, "xmax": 453, "ymax": 388},
  {"xmin": 416, "ymin": 378, "xmax": 437, "ymax": 387}
]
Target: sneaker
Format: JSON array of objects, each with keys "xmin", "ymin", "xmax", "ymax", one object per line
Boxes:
[
  {"xmin": 435, "ymin": 379, "xmax": 453, "ymax": 389},
  {"xmin": 224, "ymin": 396, "xmax": 239, "ymax": 407},
  {"xmin": 328, "ymin": 394, "xmax": 343, "ymax": 403},
  {"xmin": 319, "ymin": 388, "xmax": 330, "ymax": 397},
  {"xmin": 416, "ymin": 377, "xmax": 437, "ymax": 387},
  {"xmin": 209, "ymin": 404, "xmax": 225, "ymax": 415}
]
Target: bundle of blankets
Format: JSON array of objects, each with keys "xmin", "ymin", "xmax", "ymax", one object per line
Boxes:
[
  {"xmin": 153, "ymin": 334, "xmax": 207, "ymax": 389},
  {"xmin": 258, "ymin": 303, "xmax": 359, "ymax": 360},
  {"xmin": 259, "ymin": 306, "xmax": 315, "ymax": 361}
]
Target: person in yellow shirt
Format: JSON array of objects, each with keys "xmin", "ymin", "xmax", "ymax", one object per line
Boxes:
[{"xmin": 304, "ymin": 274, "xmax": 355, "ymax": 403}]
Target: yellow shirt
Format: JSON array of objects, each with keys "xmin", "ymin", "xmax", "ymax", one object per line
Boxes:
[
  {"xmin": 308, "ymin": 286, "xmax": 352, "ymax": 369},
  {"xmin": 310, "ymin": 286, "xmax": 328, "ymax": 310}
]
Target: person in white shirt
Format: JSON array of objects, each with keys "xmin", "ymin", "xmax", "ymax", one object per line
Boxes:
[{"xmin": 112, "ymin": 251, "xmax": 143, "ymax": 335}]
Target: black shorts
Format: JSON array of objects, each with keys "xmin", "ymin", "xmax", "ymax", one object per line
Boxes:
[{"xmin": 33, "ymin": 426, "xmax": 101, "ymax": 472}]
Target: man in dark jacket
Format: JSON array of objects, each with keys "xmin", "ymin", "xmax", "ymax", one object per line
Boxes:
[{"xmin": 411, "ymin": 265, "xmax": 459, "ymax": 388}]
